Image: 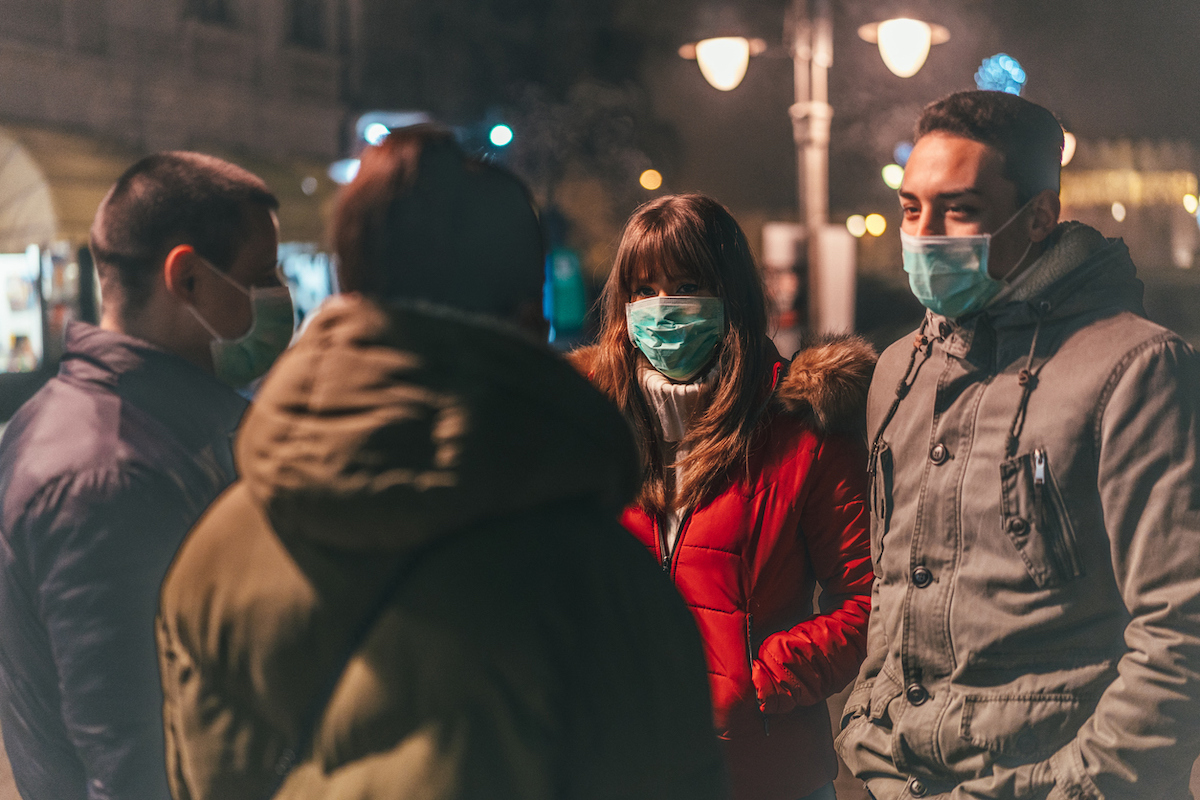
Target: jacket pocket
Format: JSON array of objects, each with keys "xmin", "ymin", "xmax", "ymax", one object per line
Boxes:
[
  {"xmin": 870, "ymin": 442, "xmax": 894, "ymax": 566},
  {"xmin": 960, "ymin": 693, "xmax": 1085, "ymax": 760},
  {"xmin": 999, "ymin": 449, "xmax": 1083, "ymax": 588},
  {"xmin": 839, "ymin": 679, "xmax": 874, "ymax": 729}
]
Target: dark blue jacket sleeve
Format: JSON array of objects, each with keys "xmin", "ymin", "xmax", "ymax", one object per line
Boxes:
[{"xmin": 28, "ymin": 466, "xmax": 193, "ymax": 800}]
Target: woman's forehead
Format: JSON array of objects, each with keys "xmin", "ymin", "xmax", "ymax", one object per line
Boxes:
[{"xmin": 630, "ymin": 254, "xmax": 696, "ymax": 284}]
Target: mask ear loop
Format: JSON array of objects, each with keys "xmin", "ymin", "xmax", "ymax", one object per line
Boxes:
[
  {"xmin": 187, "ymin": 257, "xmax": 256, "ymax": 343},
  {"xmin": 990, "ymin": 198, "xmax": 1038, "ymax": 281}
]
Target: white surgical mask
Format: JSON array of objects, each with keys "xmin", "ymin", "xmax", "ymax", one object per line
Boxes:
[{"xmin": 187, "ymin": 260, "xmax": 295, "ymax": 388}]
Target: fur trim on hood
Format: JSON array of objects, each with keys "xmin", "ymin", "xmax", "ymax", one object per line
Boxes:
[
  {"xmin": 568, "ymin": 334, "xmax": 877, "ymax": 435},
  {"xmin": 775, "ymin": 334, "xmax": 877, "ymax": 434}
]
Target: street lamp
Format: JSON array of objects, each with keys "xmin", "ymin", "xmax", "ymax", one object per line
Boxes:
[
  {"xmin": 681, "ymin": 2, "xmax": 947, "ymax": 334},
  {"xmin": 857, "ymin": 18, "xmax": 950, "ymax": 78},
  {"xmin": 679, "ymin": 36, "xmax": 768, "ymax": 92}
]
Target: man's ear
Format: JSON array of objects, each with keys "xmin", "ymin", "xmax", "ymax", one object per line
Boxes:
[
  {"xmin": 162, "ymin": 245, "xmax": 200, "ymax": 304},
  {"xmin": 1029, "ymin": 189, "xmax": 1061, "ymax": 243}
]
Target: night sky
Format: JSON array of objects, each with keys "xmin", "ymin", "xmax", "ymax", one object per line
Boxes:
[
  {"xmin": 663, "ymin": 0, "xmax": 1200, "ymax": 219},
  {"xmin": 359, "ymin": 0, "xmax": 1200, "ymax": 259}
]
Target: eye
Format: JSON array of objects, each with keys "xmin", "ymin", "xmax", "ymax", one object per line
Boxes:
[
  {"xmin": 948, "ymin": 204, "xmax": 979, "ymax": 218},
  {"xmin": 901, "ymin": 204, "xmax": 920, "ymax": 219},
  {"xmin": 676, "ymin": 283, "xmax": 701, "ymax": 295},
  {"xmin": 633, "ymin": 285, "xmax": 656, "ymax": 298}
]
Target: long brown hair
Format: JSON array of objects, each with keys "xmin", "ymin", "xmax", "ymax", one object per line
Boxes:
[{"xmin": 589, "ymin": 194, "xmax": 772, "ymax": 518}]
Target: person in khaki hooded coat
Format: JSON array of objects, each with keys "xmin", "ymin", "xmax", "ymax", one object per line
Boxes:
[{"xmin": 155, "ymin": 126, "xmax": 726, "ymax": 800}]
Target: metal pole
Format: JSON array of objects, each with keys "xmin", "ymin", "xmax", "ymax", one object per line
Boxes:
[{"xmin": 788, "ymin": 0, "xmax": 834, "ymax": 333}]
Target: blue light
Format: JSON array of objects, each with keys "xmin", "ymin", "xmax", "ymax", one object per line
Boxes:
[
  {"xmin": 327, "ymin": 159, "xmax": 361, "ymax": 185},
  {"xmin": 489, "ymin": 124, "xmax": 514, "ymax": 147},
  {"xmin": 894, "ymin": 141, "xmax": 914, "ymax": 167},
  {"xmin": 975, "ymin": 53, "xmax": 1027, "ymax": 96},
  {"xmin": 363, "ymin": 122, "xmax": 391, "ymax": 146}
]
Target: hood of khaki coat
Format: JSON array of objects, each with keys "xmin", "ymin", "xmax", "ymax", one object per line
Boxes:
[{"xmin": 236, "ymin": 294, "xmax": 641, "ymax": 553}]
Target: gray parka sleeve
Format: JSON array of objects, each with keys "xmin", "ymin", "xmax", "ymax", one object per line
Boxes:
[{"xmin": 956, "ymin": 335, "xmax": 1200, "ymax": 800}]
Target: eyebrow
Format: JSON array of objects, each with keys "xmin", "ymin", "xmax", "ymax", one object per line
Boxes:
[{"xmin": 898, "ymin": 188, "xmax": 986, "ymax": 201}]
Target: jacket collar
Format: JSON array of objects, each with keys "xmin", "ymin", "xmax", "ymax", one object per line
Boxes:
[
  {"xmin": 931, "ymin": 225, "xmax": 1143, "ymax": 359},
  {"xmin": 58, "ymin": 321, "xmax": 247, "ymax": 445}
]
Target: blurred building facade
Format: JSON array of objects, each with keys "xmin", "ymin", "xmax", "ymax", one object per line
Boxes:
[
  {"xmin": 0, "ymin": 0, "xmax": 356, "ymax": 245},
  {"xmin": 1061, "ymin": 139, "xmax": 1199, "ymax": 270},
  {"xmin": 0, "ymin": 0, "xmax": 352, "ymax": 159}
]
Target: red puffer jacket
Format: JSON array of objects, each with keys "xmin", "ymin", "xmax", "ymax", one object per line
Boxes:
[{"xmin": 574, "ymin": 337, "xmax": 876, "ymax": 800}]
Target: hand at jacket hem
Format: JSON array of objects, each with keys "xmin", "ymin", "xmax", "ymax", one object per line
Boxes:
[{"xmin": 752, "ymin": 658, "xmax": 796, "ymax": 714}]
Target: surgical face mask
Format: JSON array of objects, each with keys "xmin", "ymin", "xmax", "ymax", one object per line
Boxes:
[
  {"xmin": 625, "ymin": 295, "xmax": 724, "ymax": 382},
  {"xmin": 187, "ymin": 259, "xmax": 295, "ymax": 388},
  {"xmin": 901, "ymin": 200, "xmax": 1035, "ymax": 319}
]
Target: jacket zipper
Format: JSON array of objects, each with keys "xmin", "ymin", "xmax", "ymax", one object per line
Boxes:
[
  {"xmin": 1032, "ymin": 448, "xmax": 1083, "ymax": 580},
  {"xmin": 746, "ymin": 613, "xmax": 769, "ymax": 736},
  {"xmin": 660, "ymin": 509, "xmax": 694, "ymax": 574},
  {"xmin": 1033, "ymin": 448, "xmax": 1047, "ymax": 536}
]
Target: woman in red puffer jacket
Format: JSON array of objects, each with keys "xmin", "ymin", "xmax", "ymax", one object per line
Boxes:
[{"xmin": 571, "ymin": 194, "xmax": 876, "ymax": 800}]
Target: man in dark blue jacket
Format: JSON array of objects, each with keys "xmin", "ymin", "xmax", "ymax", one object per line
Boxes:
[{"xmin": 0, "ymin": 152, "xmax": 292, "ymax": 800}]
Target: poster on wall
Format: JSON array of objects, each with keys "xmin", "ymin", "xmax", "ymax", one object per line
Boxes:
[{"xmin": 0, "ymin": 246, "xmax": 43, "ymax": 373}]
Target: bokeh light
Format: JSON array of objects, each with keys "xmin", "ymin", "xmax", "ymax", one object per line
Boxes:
[
  {"xmin": 489, "ymin": 124, "xmax": 514, "ymax": 147},
  {"xmin": 1184, "ymin": 194, "xmax": 1198, "ymax": 215},
  {"xmin": 846, "ymin": 215, "xmax": 867, "ymax": 238},
  {"xmin": 1061, "ymin": 130, "xmax": 1077, "ymax": 167},
  {"xmin": 894, "ymin": 142, "xmax": 914, "ymax": 167},
  {"xmin": 882, "ymin": 164, "xmax": 905, "ymax": 190},
  {"xmin": 865, "ymin": 214, "xmax": 887, "ymax": 236},
  {"xmin": 1111, "ymin": 202, "xmax": 1127, "ymax": 222},
  {"xmin": 639, "ymin": 169, "xmax": 664, "ymax": 191},
  {"xmin": 363, "ymin": 122, "xmax": 390, "ymax": 146},
  {"xmin": 975, "ymin": 53, "xmax": 1027, "ymax": 95}
]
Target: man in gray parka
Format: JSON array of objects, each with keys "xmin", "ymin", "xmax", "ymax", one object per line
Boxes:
[{"xmin": 836, "ymin": 90, "xmax": 1200, "ymax": 799}]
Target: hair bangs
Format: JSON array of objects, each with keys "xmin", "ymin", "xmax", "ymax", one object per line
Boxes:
[{"xmin": 618, "ymin": 209, "xmax": 721, "ymax": 297}]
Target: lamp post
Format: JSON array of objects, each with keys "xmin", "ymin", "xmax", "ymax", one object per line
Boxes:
[
  {"xmin": 788, "ymin": 0, "xmax": 833, "ymax": 333},
  {"xmin": 682, "ymin": 3, "xmax": 947, "ymax": 334}
]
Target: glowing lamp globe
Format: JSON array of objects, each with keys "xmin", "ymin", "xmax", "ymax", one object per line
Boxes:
[
  {"xmin": 697, "ymin": 37, "xmax": 751, "ymax": 90},
  {"xmin": 680, "ymin": 36, "xmax": 767, "ymax": 91},
  {"xmin": 858, "ymin": 19, "xmax": 950, "ymax": 78}
]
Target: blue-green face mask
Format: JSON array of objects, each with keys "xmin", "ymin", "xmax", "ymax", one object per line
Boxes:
[
  {"xmin": 187, "ymin": 260, "xmax": 296, "ymax": 389},
  {"xmin": 625, "ymin": 296, "xmax": 724, "ymax": 382},
  {"xmin": 900, "ymin": 201, "xmax": 1033, "ymax": 319}
]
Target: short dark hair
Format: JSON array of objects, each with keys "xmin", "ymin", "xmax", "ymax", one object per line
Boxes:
[
  {"xmin": 332, "ymin": 124, "xmax": 544, "ymax": 319},
  {"xmin": 915, "ymin": 90, "xmax": 1064, "ymax": 204},
  {"xmin": 90, "ymin": 152, "xmax": 279, "ymax": 316}
]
